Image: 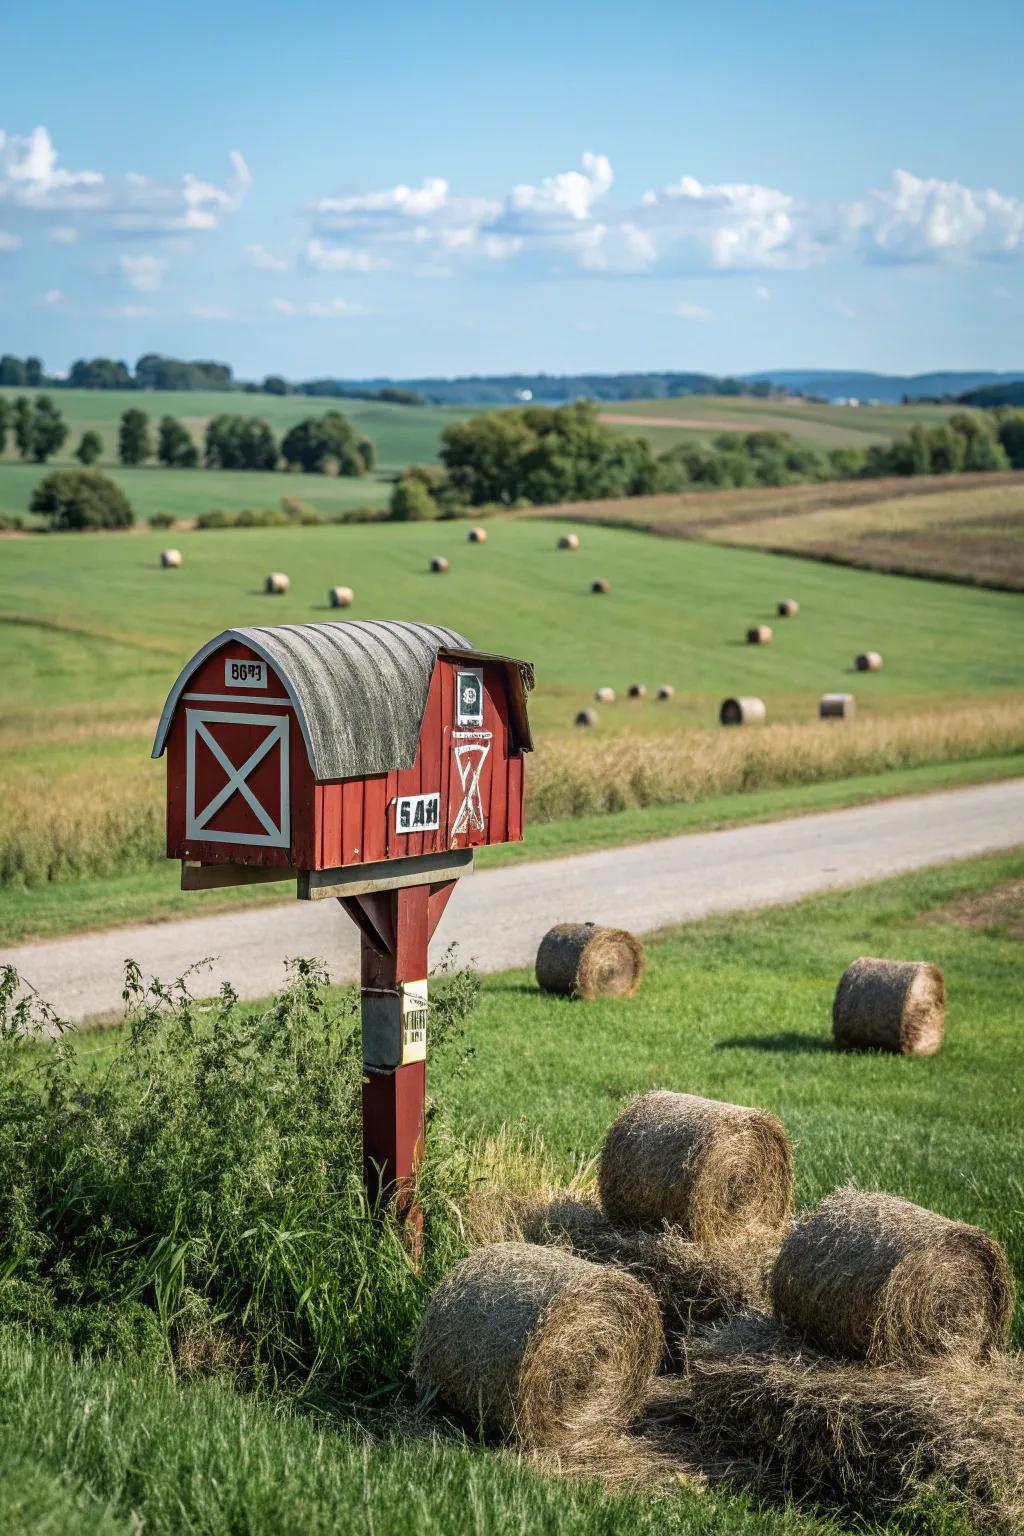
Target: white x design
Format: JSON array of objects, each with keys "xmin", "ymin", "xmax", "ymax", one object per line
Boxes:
[{"xmin": 186, "ymin": 709, "xmax": 290, "ymax": 847}]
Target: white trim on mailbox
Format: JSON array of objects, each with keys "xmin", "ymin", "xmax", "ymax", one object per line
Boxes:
[{"xmin": 185, "ymin": 709, "xmax": 290, "ymax": 848}]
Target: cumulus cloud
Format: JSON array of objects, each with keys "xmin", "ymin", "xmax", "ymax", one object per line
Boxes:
[
  {"xmin": 305, "ymin": 238, "xmax": 390, "ymax": 272},
  {"xmin": 844, "ymin": 169, "xmax": 1024, "ymax": 263},
  {"xmin": 0, "ymin": 126, "xmax": 251, "ymax": 235},
  {"xmin": 120, "ymin": 253, "xmax": 166, "ymax": 291},
  {"xmin": 505, "ymin": 151, "xmax": 613, "ymax": 226},
  {"xmin": 271, "ymin": 296, "xmax": 364, "ymax": 318},
  {"xmin": 245, "ymin": 243, "xmax": 289, "ymax": 271}
]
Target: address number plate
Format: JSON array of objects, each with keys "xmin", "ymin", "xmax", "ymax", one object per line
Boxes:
[
  {"xmin": 225, "ymin": 659, "xmax": 267, "ymax": 688},
  {"xmin": 395, "ymin": 792, "xmax": 440, "ymax": 833}
]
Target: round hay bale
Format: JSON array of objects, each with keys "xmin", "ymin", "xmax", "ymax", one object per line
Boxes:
[
  {"xmin": 746, "ymin": 625, "xmax": 773, "ymax": 645},
  {"xmin": 857, "ymin": 651, "xmax": 883, "ymax": 672},
  {"xmin": 467, "ymin": 526, "xmax": 488, "ymax": 543},
  {"xmin": 412, "ymin": 1241, "xmax": 662, "ymax": 1448},
  {"xmin": 430, "ymin": 555, "xmax": 449, "ymax": 573},
  {"xmin": 574, "ymin": 708, "xmax": 599, "ymax": 728},
  {"xmin": 558, "ymin": 533, "xmax": 580, "ymax": 550},
  {"xmin": 160, "ymin": 548, "xmax": 182, "ymax": 569},
  {"xmin": 598, "ymin": 1090, "xmax": 793, "ymax": 1241},
  {"xmin": 591, "ymin": 578, "xmax": 610, "ymax": 594},
  {"xmin": 777, "ymin": 599, "xmax": 799, "ymax": 617},
  {"xmin": 265, "ymin": 571, "xmax": 289, "ymax": 595},
  {"xmin": 832, "ymin": 956, "xmax": 944, "ymax": 1055},
  {"xmin": 656, "ymin": 685, "xmax": 674, "ymax": 701},
  {"xmin": 770, "ymin": 1187, "xmax": 1014, "ymax": 1366},
  {"xmin": 328, "ymin": 585, "xmax": 354, "ymax": 609},
  {"xmin": 820, "ymin": 692, "xmax": 854, "ymax": 720},
  {"xmin": 595, "ymin": 687, "xmax": 616, "ymax": 704},
  {"xmin": 719, "ymin": 696, "xmax": 766, "ymax": 726},
  {"xmin": 536, "ymin": 922, "xmax": 644, "ymax": 1000},
  {"xmin": 627, "ymin": 683, "xmax": 646, "ymax": 699}
]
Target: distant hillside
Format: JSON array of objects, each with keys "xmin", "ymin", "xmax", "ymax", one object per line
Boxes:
[
  {"xmin": 302, "ymin": 372, "xmax": 741, "ymax": 405},
  {"xmin": 956, "ymin": 380, "xmax": 1024, "ymax": 408},
  {"xmin": 745, "ymin": 369, "xmax": 1024, "ymax": 403}
]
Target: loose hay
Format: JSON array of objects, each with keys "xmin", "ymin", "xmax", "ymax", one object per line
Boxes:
[
  {"xmin": 592, "ymin": 578, "xmax": 611, "ymax": 594},
  {"xmin": 683, "ymin": 1314, "xmax": 1024, "ymax": 1530},
  {"xmin": 558, "ymin": 533, "xmax": 580, "ymax": 550},
  {"xmin": 777, "ymin": 599, "xmax": 799, "ymax": 617},
  {"xmin": 160, "ymin": 548, "xmax": 182, "ymax": 568},
  {"xmin": 575, "ymin": 708, "xmax": 598, "ymax": 728},
  {"xmin": 413, "ymin": 1242, "xmax": 662, "ymax": 1449},
  {"xmin": 628, "ymin": 684, "xmax": 647, "ymax": 699},
  {"xmin": 265, "ymin": 571, "xmax": 289, "ymax": 594},
  {"xmin": 857, "ymin": 650, "xmax": 883, "ymax": 671},
  {"xmin": 535, "ymin": 922, "xmax": 644, "ymax": 1000},
  {"xmin": 832, "ymin": 955, "xmax": 945, "ymax": 1054},
  {"xmin": 598, "ymin": 1091, "xmax": 793, "ymax": 1241},
  {"xmin": 467, "ymin": 526, "xmax": 488, "ymax": 543},
  {"xmin": 746, "ymin": 625, "xmax": 772, "ymax": 644},
  {"xmin": 820, "ymin": 692, "xmax": 855, "ymax": 719},
  {"xmin": 328, "ymin": 585, "xmax": 354, "ymax": 608},
  {"xmin": 656, "ymin": 685, "xmax": 674, "ymax": 701},
  {"xmin": 595, "ymin": 687, "xmax": 616, "ymax": 704},
  {"xmin": 771, "ymin": 1187, "xmax": 1014, "ymax": 1366},
  {"xmin": 430, "ymin": 556, "xmax": 449, "ymax": 573},
  {"xmin": 719, "ymin": 696, "xmax": 766, "ymax": 726}
]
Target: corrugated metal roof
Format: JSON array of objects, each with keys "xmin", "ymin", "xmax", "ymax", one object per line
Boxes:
[{"xmin": 152, "ymin": 619, "xmax": 533, "ymax": 780}]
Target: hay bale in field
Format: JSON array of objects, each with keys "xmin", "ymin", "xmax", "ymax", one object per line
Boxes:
[
  {"xmin": 328, "ymin": 585, "xmax": 354, "ymax": 609},
  {"xmin": 558, "ymin": 533, "xmax": 580, "ymax": 550},
  {"xmin": 575, "ymin": 708, "xmax": 599, "ymax": 728},
  {"xmin": 719, "ymin": 696, "xmax": 766, "ymax": 726},
  {"xmin": 430, "ymin": 555, "xmax": 449, "ymax": 573},
  {"xmin": 628, "ymin": 683, "xmax": 646, "ymax": 699},
  {"xmin": 656, "ymin": 685, "xmax": 674, "ymax": 701},
  {"xmin": 820, "ymin": 692, "xmax": 855, "ymax": 719},
  {"xmin": 591, "ymin": 577, "xmax": 611, "ymax": 594},
  {"xmin": 777, "ymin": 599, "xmax": 799, "ymax": 617},
  {"xmin": 746, "ymin": 625, "xmax": 772, "ymax": 645},
  {"xmin": 467, "ymin": 526, "xmax": 488, "ymax": 543},
  {"xmin": 771, "ymin": 1187, "xmax": 1014, "ymax": 1366},
  {"xmin": 413, "ymin": 1241, "xmax": 662, "ymax": 1449},
  {"xmin": 265, "ymin": 571, "xmax": 289, "ymax": 594},
  {"xmin": 598, "ymin": 1091, "xmax": 793, "ymax": 1240},
  {"xmin": 595, "ymin": 687, "xmax": 616, "ymax": 704},
  {"xmin": 160, "ymin": 548, "xmax": 182, "ymax": 569},
  {"xmin": 832, "ymin": 956, "xmax": 945, "ymax": 1055},
  {"xmin": 535, "ymin": 923, "xmax": 644, "ymax": 1000},
  {"xmin": 685, "ymin": 1314, "xmax": 1024, "ymax": 1529},
  {"xmin": 857, "ymin": 650, "xmax": 883, "ymax": 671}
]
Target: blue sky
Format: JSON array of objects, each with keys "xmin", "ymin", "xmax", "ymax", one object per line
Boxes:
[{"xmin": 1, "ymin": 0, "xmax": 1022, "ymax": 380}]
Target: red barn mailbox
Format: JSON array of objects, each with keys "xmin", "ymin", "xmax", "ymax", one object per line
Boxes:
[{"xmin": 153, "ymin": 620, "xmax": 533, "ymax": 1215}]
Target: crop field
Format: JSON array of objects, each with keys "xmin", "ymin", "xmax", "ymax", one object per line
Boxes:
[
  {"xmin": 1, "ymin": 850, "xmax": 1021, "ymax": 1533},
  {"xmin": 598, "ymin": 393, "xmax": 955, "ymax": 452}
]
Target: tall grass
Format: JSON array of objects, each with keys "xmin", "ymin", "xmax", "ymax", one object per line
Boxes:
[{"xmin": 2, "ymin": 700, "xmax": 1022, "ymax": 887}]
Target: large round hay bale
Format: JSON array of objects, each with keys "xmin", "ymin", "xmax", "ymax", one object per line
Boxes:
[
  {"xmin": 820, "ymin": 692, "xmax": 854, "ymax": 719},
  {"xmin": 656, "ymin": 685, "xmax": 674, "ymax": 701},
  {"xmin": 770, "ymin": 1187, "xmax": 1014, "ymax": 1366},
  {"xmin": 595, "ymin": 686, "xmax": 616, "ymax": 704},
  {"xmin": 719, "ymin": 696, "xmax": 766, "ymax": 726},
  {"xmin": 412, "ymin": 1242, "xmax": 662, "ymax": 1448},
  {"xmin": 430, "ymin": 555, "xmax": 449, "ymax": 573},
  {"xmin": 856, "ymin": 651, "xmax": 883, "ymax": 672},
  {"xmin": 832, "ymin": 956, "xmax": 944, "ymax": 1055},
  {"xmin": 591, "ymin": 577, "xmax": 610, "ymax": 594},
  {"xmin": 574, "ymin": 707, "xmax": 598, "ymax": 728},
  {"xmin": 160, "ymin": 548, "xmax": 182, "ymax": 569},
  {"xmin": 536, "ymin": 922, "xmax": 644, "ymax": 1000},
  {"xmin": 558, "ymin": 533, "xmax": 580, "ymax": 550},
  {"xmin": 265, "ymin": 571, "xmax": 289, "ymax": 594},
  {"xmin": 746, "ymin": 625, "xmax": 772, "ymax": 645},
  {"xmin": 328, "ymin": 585, "xmax": 354, "ymax": 609},
  {"xmin": 777, "ymin": 599, "xmax": 799, "ymax": 617},
  {"xmin": 467, "ymin": 526, "xmax": 488, "ymax": 543},
  {"xmin": 598, "ymin": 1091, "xmax": 793, "ymax": 1241},
  {"xmin": 627, "ymin": 683, "xmax": 646, "ymax": 699}
]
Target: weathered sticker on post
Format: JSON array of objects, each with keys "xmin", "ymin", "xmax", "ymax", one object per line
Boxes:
[
  {"xmin": 225, "ymin": 659, "xmax": 267, "ymax": 689},
  {"xmin": 395, "ymin": 792, "xmax": 440, "ymax": 833}
]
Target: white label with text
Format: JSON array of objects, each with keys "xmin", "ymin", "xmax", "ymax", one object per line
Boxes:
[
  {"xmin": 225, "ymin": 659, "xmax": 267, "ymax": 689},
  {"xmin": 395, "ymin": 792, "xmax": 440, "ymax": 833}
]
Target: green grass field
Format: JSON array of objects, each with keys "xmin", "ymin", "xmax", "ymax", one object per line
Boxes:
[
  {"xmin": 598, "ymin": 394, "xmax": 955, "ymax": 452},
  {"xmin": 2, "ymin": 851, "xmax": 1021, "ymax": 1533}
]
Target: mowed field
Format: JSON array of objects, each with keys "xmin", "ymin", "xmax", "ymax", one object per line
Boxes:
[{"xmin": 599, "ymin": 393, "xmax": 955, "ymax": 451}]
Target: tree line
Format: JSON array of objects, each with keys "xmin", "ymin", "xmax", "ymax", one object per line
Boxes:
[
  {"xmin": 116, "ymin": 409, "xmax": 375, "ymax": 474},
  {"xmin": 388, "ymin": 401, "xmax": 1024, "ymax": 518}
]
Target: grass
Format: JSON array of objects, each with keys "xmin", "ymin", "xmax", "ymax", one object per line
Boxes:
[
  {"xmin": 0, "ymin": 851, "xmax": 1020, "ymax": 1534},
  {"xmin": 598, "ymin": 394, "xmax": 955, "ymax": 451}
]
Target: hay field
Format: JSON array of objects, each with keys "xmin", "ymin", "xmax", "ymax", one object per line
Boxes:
[{"xmin": 599, "ymin": 393, "xmax": 955, "ymax": 451}]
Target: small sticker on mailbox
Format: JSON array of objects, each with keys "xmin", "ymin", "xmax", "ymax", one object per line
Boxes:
[
  {"xmin": 225, "ymin": 659, "xmax": 267, "ymax": 689},
  {"xmin": 395, "ymin": 792, "xmax": 440, "ymax": 833},
  {"xmin": 456, "ymin": 668, "xmax": 484, "ymax": 727}
]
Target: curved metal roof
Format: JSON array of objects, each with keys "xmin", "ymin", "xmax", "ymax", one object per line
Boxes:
[{"xmin": 152, "ymin": 619, "xmax": 533, "ymax": 780}]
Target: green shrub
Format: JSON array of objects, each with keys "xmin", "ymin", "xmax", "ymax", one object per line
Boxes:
[
  {"xmin": 0, "ymin": 957, "xmax": 476, "ymax": 1394},
  {"xmin": 149, "ymin": 512, "xmax": 175, "ymax": 530},
  {"xmin": 30, "ymin": 470, "xmax": 135, "ymax": 531},
  {"xmin": 390, "ymin": 477, "xmax": 439, "ymax": 520}
]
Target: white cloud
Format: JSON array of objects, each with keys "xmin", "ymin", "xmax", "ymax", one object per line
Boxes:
[
  {"xmin": 317, "ymin": 176, "xmax": 450, "ymax": 221},
  {"xmin": 245, "ymin": 243, "xmax": 289, "ymax": 272},
  {"xmin": 0, "ymin": 231, "xmax": 21, "ymax": 251},
  {"xmin": 47, "ymin": 225, "xmax": 78, "ymax": 244},
  {"xmin": 640, "ymin": 175, "xmax": 811, "ymax": 270},
  {"xmin": 35, "ymin": 288, "xmax": 62, "ymax": 305},
  {"xmin": 120, "ymin": 253, "xmax": 166, "ymax": 291},
  {"xmin": 305, "ymin": 237, "xmax": 390, "ymax": 272},
  {"xmin": 844, "ymin": 169, "xmax": 1024, "ymax": 263},
  {"xmin": 271, "ymin": 296, "xmax": 364, "ymax": 318},
  {"xmin": 673, "ymin": 300, "xmax": 713, "ymax": 322},
  {"xmin": 506, "ymin": 151, "xmax": 613, "ymax": 224}
]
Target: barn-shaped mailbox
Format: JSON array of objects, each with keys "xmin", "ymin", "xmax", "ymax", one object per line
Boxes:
[{"xmin": 152, "ymin": 620, "xmax": 534, "ymax": 893}]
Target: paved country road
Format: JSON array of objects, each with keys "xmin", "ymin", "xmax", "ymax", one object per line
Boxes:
[{"xmin": 3, "ymin": 780, "xmax": 1022, "ymax": 1023}]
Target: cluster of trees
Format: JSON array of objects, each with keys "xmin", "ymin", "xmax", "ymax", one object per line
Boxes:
[
  {"xmin": 0, "ymin": 355, "xmax": 45, "ymax": 387},
  {"xmin": 1, "ymin": 353, "xmax": 235, "ymax": 391},
  {"xmin": 389, "ymin": 402, "xmax": 1024, "ymax": 517},
  {"xmin": 114, "ymin": 408, "xmax": 374, "ymax": 475},
  {"xmin": 30, "ymin": 469, "xmax": 135, "ymax": 530},
  {"xmin": 0, "ymin": 395, "xmax": 69, "ymax": 463}
]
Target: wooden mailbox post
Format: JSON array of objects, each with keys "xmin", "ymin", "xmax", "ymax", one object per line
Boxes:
[{"xmin": 153, "ymin": 620, "xmax": 533, "ymax": 1215}]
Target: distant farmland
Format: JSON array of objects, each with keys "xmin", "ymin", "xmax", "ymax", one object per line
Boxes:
[{"xmin": 599, "ymin": 394, "xmax": 958, "ymax": 451}]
